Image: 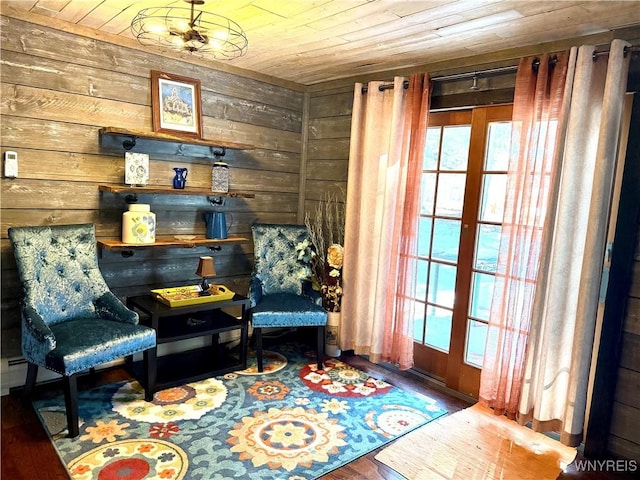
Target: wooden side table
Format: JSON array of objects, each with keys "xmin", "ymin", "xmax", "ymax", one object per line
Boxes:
[{"xmin": 126, "ymin": 293, "xmax": 250, "ymax": 395}]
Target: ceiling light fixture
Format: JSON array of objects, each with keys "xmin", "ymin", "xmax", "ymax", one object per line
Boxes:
[{"xmin": 131, "ymin": 0, "xmax": 248, "ymax": 60}]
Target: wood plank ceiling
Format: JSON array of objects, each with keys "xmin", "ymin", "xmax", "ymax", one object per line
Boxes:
[{"xmin": 4, "ymin": 0, "xmax": 640, "ymax": 85}]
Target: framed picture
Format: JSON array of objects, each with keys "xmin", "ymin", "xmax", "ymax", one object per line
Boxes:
[{"xmin": 151, "ymin": 70, "xmax": 202, "ymax": 138}]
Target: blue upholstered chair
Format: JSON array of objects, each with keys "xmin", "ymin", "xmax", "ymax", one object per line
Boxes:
[
  {"xmin": 249, "ymin": 223, "xmax": 327, "ymax": 372},
  {"xmin": 8, "ymin": 224, "xmax": 157, "ymax": 438}
]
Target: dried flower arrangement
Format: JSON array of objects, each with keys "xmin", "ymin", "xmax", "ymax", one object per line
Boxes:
[{"xmin": 299, "ymin": 189, "xmax": 346, "ymax": 312}]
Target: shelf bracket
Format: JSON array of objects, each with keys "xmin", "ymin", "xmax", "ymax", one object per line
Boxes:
[
  {"xmin": 122, "ymin": 136, "xmax": 137, "ymax": 150},
  {"xmin": 207, "ymin": 196, "xmax": 226, "ymax": 206},
  {"xmin": 208, "ymin": 246, "xmax": 222, "ymax": 251},
  {"xmin": 120, "ymin": 250, "xmax": 135, "ymax": 258},
  {"xmin": 125, "ymin": 194, "xmax": 139, "ymax": 204},
  {"xmin": 211, "ymin": 146, "xmax": 226, "ymax": 158}
]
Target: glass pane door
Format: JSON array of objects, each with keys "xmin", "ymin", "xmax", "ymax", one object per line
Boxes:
[
  {"xmin": 466, "ymin": 120, "xmax": 511, "ymax": 367},
  {"xmin": 412, "ymin": 105, "xmax": 513, "ymax": 397},
  {"xmin": 415, "ymin": 123, "xmax": 470, "ymax": 355}
]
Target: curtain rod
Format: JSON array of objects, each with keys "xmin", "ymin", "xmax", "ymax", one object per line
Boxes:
[
  {"xmin": 361, "ymin": 45, "xmax": 638, "ymax": 94},
  {"xmin": 361, "ymin": 65, "xmax": 517, "ymax": 93},
  {"xmin": 593, "ymin": 44, "xmax": 639, "ymax": 60}
]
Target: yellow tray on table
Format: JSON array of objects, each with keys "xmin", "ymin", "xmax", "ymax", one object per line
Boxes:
[{"xmin": 151, "ymin": 284, "xmax": 235, "ymax": 307}]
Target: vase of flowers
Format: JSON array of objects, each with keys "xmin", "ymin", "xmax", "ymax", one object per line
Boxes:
[
  {"xmin": 300, "ymin": 189, "xmax": 346, "ymax": 356},
  {"xmin": 295, "ymin": 238, "xmax": 344, "ymax": 311}
]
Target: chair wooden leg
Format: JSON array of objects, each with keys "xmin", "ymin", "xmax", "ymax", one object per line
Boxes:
[
  {"xmin": 124, "ymin": 354, "xmax": 134, "ymax": 369},
  {"xmin": 144, "ymin": 347, "xmax": 157, "ymax": 402},
  {"xmin": 22, "ymin": 362, "xmax": 38, "ymax": 404},
  {"xmin": 317, "ymin": 325, "xmax": 325, "ymax": 370},
  {"xmin": 255, "ymin": 328, "xmax": 264, "ymax": 372},
  {"xmin": 240, "ymin": 311, "xmax": 249, "ymax": 371},
  {"xmin": 63, "ymin": 374, "xmax": 79, "ymax": 438},
  {"xmin": 87, "ymin": 367, "xmax": 98, "ymax": 387}
]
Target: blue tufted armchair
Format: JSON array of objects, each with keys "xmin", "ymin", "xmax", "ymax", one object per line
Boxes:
[
  {"xmin": 8, "ymin": 224, "xmax": 157, "ymax": 438},
  {"xmin": 249, "ymin": 223, "xmax": 327, "ymax": 372}
]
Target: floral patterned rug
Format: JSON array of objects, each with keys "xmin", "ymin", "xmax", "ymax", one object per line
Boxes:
[{"xmin": 33, "ymin": 344, "xmax": 447, "ymax": 480}]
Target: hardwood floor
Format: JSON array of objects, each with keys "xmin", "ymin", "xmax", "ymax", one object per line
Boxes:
[{"xmin": 1, "ymin": 352, "xmax": 635, "ymax": 480}]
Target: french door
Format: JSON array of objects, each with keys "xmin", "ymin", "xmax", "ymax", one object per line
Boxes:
[{"xmin": 412, "ymin": 104, "xmax": 513, "ymax": 397}]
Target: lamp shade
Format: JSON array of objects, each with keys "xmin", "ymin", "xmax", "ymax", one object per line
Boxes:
[{"xmin": 195, "ymin": 256, "xmax": 216, "ymax": 278}]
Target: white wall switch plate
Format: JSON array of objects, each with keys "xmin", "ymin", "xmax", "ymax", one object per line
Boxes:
[{"xmin": 4, "ymin": 151, "xmax": 18, "ymax": 178}]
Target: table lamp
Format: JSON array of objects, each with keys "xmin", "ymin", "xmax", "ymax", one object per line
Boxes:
[{"xmin": 195, "ymin": 256, "xmax": 216, "ymax": 295}]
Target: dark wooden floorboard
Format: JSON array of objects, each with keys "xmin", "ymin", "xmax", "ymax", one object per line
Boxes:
[{"xmin": 1, "ymin": 352, "xmax": 634, "ymax": 480}]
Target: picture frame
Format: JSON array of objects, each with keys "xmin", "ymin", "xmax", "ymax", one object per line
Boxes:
[{"xmin": 151, "ymin": 70, "xmax": 203, "ymax": 138}]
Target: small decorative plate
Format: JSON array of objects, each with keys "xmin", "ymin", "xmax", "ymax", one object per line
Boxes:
[{"xmin": 174, "ymin": 235, "xmax": 196, "ymax": 240}]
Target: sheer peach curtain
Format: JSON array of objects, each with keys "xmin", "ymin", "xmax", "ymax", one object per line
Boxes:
[
  {"xmin": 341, "ymin": 75, "xmax": 431, "ymax": 369},
  {"xmin": 479, "ymin": 52, "xmax": 570, "ymax": 415},
  {"xmin": 517, "ymin": 40, "xmax": 631, "ymax": 446},
  {"xmin": 480, "ymin": 40, "xmax": 631, "ymax": 446}
]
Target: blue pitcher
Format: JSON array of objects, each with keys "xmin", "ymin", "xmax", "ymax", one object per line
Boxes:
[
  {"xmin": 172, "ymin": 167, "xmax": 188, "ymax": 189},
  {"xmin": 203, "ymin": 212, "xmax": 233, "ymax": 239}
]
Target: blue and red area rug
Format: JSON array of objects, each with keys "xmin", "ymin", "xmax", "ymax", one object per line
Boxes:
[{"xmin": 34, "ymin": 344, "xmax": 447, "ymax": 479}]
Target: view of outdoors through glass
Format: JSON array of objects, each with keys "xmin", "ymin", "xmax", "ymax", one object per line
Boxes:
[{"xmin": 414, "ymin": 120, "xmax": 512, "ymax": 368}]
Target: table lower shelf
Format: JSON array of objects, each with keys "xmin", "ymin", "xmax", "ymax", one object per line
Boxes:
[{"xmin": 130, "ymin": 345, "xmax": 246, "ymax": 393}]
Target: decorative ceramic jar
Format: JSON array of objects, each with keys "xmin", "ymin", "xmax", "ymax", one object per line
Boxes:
[
  {"xmin": 122, "ymin": 204, "xmax": 156, "ymax": 244},
  {"xmin": 124, "ymin": 152, "xmax": 149, "ymax": 186},
  {"xmin": 211, "ymin": 161, "xmax": 229, "ymax": 193}
]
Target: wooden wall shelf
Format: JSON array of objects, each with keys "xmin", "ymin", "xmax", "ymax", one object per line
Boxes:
[
  {"xmin": 99, "ymin": 185, "xmax": 255, "ymax": 199},
  {"xmin": 98, "ymin": 185, "xmax": 253, "ymax": 255},
  {"xmin": 98, "ymin": 236, "xmax": 249, "ymax": 253},
  {"xmin": 100, "ymin": 127, "xmax": 254, "ymax": 156}
]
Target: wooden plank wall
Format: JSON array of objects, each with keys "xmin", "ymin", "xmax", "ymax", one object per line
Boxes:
[
  {"xmin": 304, "ymin": 85, "xmax": 352, "ymax": 216},
  {"xmin": 608, "ymin": 220, "xmax": 640, "ymax": 460},
  {"xmin": 0, "ymin": 14, "xmax": 304, "ymax": 357}
]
